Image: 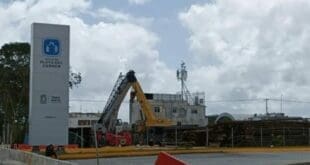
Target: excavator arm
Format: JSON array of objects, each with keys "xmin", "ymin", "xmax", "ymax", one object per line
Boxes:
[
  {"xmin": 98, "ymin": 70, "xmax": 173, "ymax": 134},
  {"xmin": 97, "ymin": 71, "xmax": 134, "ymax": 132},
  {"xmin": 131, "ymin": 82, "xmax": 174, "ymax": 127}
]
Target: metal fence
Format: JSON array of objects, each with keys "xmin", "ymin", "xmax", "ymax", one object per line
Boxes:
[
  {"xmin": 153, "ymin": 124, "xmax": 310, "ymax": 147},
  {"xmin": 214, "ymin": 127, "xmax": 310, "ymax": 147},
  {"xmin": 207, "ymin": 127, "xmax": 310, "ymax": 147}
]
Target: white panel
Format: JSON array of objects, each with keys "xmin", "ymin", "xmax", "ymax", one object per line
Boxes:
[{"xmin": 29, "ymin": 23, "xmax": 69, "ymax": 145}]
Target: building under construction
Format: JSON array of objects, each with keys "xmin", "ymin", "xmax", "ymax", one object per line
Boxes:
[
  {"xmin": 129, "ymin": 92, "xmax": 207, "ymax": 127},
  {"xmin": 68, "ymin": 62, "xmax": 310, "ymax": 147},
  {"xmin": 68, "ymin": 112, "xmax": 100, "ymax": 147}
]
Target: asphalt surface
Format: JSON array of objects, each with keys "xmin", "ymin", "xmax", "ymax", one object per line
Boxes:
[{"xmin": 71, "ymin": 152, "xmax": 310, "ymax": 165}]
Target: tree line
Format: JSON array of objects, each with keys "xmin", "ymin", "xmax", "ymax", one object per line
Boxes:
[{"xmin": 0, "ymin": 42, "xmax": 81, "ymax": 144}]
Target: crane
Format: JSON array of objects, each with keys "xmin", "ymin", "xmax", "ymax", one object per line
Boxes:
[{"xmin": 95, "ymin": 70, "xmax": 173, "ymax": 146}]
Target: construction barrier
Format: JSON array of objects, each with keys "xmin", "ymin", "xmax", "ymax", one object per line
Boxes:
[
  {"xmin": 65, "ymin": 144, "xmax": 78, "ymax": 149},
  {"xmin": 0, "ymin": 147, "xmax": 76, "ymax": 165},
  {"xmin": 10, "ymin": 144, "xmax": 78, "ymax": 152},
  {"xmin": 0, "ymin": 144, "xmax": 10, "ymax": 149},
  {"xmin": 155, "ymin": 151, "xmax": 187, "ymax": 165}
]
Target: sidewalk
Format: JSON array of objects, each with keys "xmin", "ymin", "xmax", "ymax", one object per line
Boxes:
[{"xmin": 0, "ymin": 160, "xmax": 25, "ymax": 165}]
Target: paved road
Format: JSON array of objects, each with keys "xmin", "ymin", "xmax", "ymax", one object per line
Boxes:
[{"xmin": 71, "ymin": 152, "xmax": 310, "ymax": 165}]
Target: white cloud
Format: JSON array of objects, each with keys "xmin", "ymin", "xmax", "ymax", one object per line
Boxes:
[
  {"xmin": 180, "ymin": 0, "xmax": 310, "ymax": 116},
  {"xmin": 128, "ymin": 0, "xmax": 151, "ymax": 5},
  {"xmin": 0, "ymin": 0, "xmax": 91, "ymax": 44},
  {"xmin": 97, "ymin": 8, "xmax": 130, "ymax": 21},
  {"xmin": 96, "ymin": 8, "xmax": 153, "ymax": 27},
  {"xmin": 3, "ymin": 0, "xmax": 310, "ymax": 119},
  {"xmin": 0, "ymin": 0, "xmax": 177, "ymax": 121}
]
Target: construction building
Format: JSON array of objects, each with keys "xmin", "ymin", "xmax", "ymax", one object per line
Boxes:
[
  {"xmin": 129, "ymin": 92, "xmax": 207, "ymax": 127},
  {"xmin": 68, "ymin": 112, "xmax": 100, "ymax": 147},
  {"xmin": 68, "ymin": 63, "xmax": 310, "ymax": 147},
  {"xmin": 130, "ymin": 62, "xmax": 207, "ymax": 127}
]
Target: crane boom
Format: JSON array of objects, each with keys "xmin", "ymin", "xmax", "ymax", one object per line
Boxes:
[
  {"xmin": 98, "ymin": 70, "xmax": 173, "ymax": 133},
  {"xmin": 97, "ymin": 71, "xmax": 135, "ymax": 132},
  {"xmin": 131, "ymin": 82, "xmax": 174, "ymax": 127}
]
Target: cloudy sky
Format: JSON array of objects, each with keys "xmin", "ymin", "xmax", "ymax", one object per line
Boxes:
[{"xmin": 1, "ymin": 0, "xmax": 310, "ymax": 120}]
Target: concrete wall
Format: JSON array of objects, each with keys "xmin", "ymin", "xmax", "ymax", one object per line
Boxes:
[{"xmin": 0, "ymin": 147, "xmax": 75, "ymax": 165}]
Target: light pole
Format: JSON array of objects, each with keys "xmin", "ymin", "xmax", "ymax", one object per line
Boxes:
[
  {"xmin": 280, "ymin": 94, "xmax": 283, "ymax": 113},
  {"xmin": 93, "ymin": 124, "xmax": 100, "ymax": 165},
  {"xmin": 206, "ymin": 126, "xmax": 209, "ymax": 147}
]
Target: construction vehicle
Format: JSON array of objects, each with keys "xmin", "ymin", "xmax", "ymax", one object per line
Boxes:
[{"xmin": 94, "ymin": 70, "xmax": 174, "ymax": 146}]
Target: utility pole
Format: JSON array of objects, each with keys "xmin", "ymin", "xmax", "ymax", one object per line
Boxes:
[
  {"xmin": 280, "ymin": 94, "xmax": 283, "ymax": 113},
  {"xmin": 260, "ymin": 127, "xmax": 263, "ymax": 146},
  {"xmin": 93, "ymin": 124, "xmax": 100, "ymax": 165},
  {"xmin": 175, "ymin": 126, "xmax": 178, "ymax": 147},
  {"xmin": 265, "ymin": 98, "xmax": 269, "ymax": 114},
  {"xmin": 231, "ymin": 127, "xmax": 234, "ymax": 148},
  {"xmin": 206, "ymin": 126, "xmax": 209, "ymax": 147}
]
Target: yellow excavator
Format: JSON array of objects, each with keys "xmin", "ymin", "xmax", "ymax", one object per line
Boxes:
[
  {"xmin": 96, "ymin": 70, "xmax": 174, "ymax": 146},
  {"xmin": 131, "ymin": 77, "xmax": 174, "ymax": 127}
]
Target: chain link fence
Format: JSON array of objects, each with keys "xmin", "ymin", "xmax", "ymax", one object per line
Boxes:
[
  {"xmin": 205, "ymin": 120, "xmax": 310, "ymax": 147},
  {"xmin": 213, "ymin": 127, "xmax": 310, "ymax": 147}
]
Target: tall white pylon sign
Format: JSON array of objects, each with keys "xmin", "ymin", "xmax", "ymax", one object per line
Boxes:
[{"xmin": 29, "ymin": 23, "xmax": 70, "ymax": 145}]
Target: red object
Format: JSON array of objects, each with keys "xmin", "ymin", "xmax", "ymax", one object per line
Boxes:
[
  {"xmin": 39, "ymin": 145, "xmax": 47, "ymax": 150},
  {"xmin": 155, "ymin": 152, "xmax": 187, "ymax": 165},
  {"xmin": 65, "ymin": 144, "xmax": 78, "ymax": 149},
  {"xmin": 105, "ymin": 131, "xmax": 132, "ymax": 146},
  {"xmin": 13, "ymin": 144, "xmax": 32, "ymax": 150},
  {"xmin": 96, "ymin": 130, "xmax": 103, "ymax": 143},
  {"xmin": 18, "ymin": 144, "xmax": 32, "ymax": 150},
  {"xmin": 11, "ymin": 144, "xmax": 18, "ymax": 149}
]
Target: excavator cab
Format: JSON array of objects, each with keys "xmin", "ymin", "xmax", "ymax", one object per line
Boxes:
[
  {"xmin": 115, "ymin": 119, "xmax": 131, "ymax": 134},
  {"xmin": 116, "ymin": 119, "xmax": 123, "ymax": 125}
]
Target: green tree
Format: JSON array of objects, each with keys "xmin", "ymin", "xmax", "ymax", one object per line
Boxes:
[
  {"xmin": 0, "ymin": 42, "xmax": 81, "ymax": 144},
  {"xmin": 0, "ymin": 42, "xmax": 30, "ymax": 143}
]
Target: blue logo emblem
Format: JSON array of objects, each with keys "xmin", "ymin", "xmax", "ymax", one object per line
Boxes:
[{"xmin": 43, "ymin": 39, "xmax": 60, "ymax": 56}]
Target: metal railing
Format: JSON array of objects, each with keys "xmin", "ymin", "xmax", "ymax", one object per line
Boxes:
[{"xmin": 207, "ymin": 127, "xmax": 310, "ymax": 147}]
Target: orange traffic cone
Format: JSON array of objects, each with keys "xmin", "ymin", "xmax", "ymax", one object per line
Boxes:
[{"xmin": 155, "ymin": 151, "xmax": 187, "ymax": 165}]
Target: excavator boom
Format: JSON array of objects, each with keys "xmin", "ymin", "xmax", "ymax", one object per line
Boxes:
[
  {"xmin": 98, "ymin": 70, "xmax": 173, "ymax": 133},
  {"xmin": 131, "ymin": 82, "xmax": 174, "ymax": 127},
  {"xmin": 98, "ymin": 71, "xmax": 135, "ymax": 132}
]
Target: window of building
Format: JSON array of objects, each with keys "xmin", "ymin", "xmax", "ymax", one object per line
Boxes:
[
  {"xmin": 78, "ymin": 120, "xmax": 90, "ymax": 126},
  {"xmin": 154, "ymin": 107, "xmax": 160, "ymax": 113},
  {"xmin": 172, "ymin": 107, "xmax": 177, "ymax": 113},
  {"xmin": 179, "ymin": 108, "xmax": 186, "ymax": 116},
  {"xmin": 91, "ymin": 120, "xmax": 97, "ymax": 126},
  {"xmin": 191, "ymin": 109, "xmax": 198, "ymax": 114}
]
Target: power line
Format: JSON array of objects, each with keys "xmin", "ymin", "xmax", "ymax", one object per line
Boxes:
[
  {"xmin": 205, "ymin": 98, "xmax": 262, "ymax": 103},
  {"xmin": 206, "ymin": 98, "xmax": 310, "ymax": 104},
  {"xmin": 70, "ymin": 98, "xmax": 262, "ymax": 103},
  {"xmin": 269, "ymin": 98, "xmax": 310, "ymax": 104},
  {"xmin": 70, "ymin": 99, "xmax": 131, "ymax": 103},
  {"xmin": 70, "ymin": 99, "xmax": 107, "ymax": 102},
  {"xmin": 70, "ymin": 98, "xmax": 310, "ymax": 104}
]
